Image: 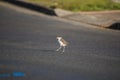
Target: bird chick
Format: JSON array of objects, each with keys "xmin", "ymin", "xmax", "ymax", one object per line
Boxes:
[{"xmin": 56, "ymin": 37, "xmax": 68, "ymax": 53}]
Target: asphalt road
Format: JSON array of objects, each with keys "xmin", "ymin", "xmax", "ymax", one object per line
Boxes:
[{"xmin": 0, "ymin": 3, "xmax": 120, "ymax": 80}]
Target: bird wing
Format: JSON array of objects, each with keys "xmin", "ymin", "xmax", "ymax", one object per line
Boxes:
[{"xmin": 61, "ymin": 38, "xmax": 69, "ymax": 45}]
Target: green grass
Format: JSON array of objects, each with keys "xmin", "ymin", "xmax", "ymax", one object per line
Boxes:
[{"xmin": 27, "ymin": 0, "xmax": 120, "ymax": 11}]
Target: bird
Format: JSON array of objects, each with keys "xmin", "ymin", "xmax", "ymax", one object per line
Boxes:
[{"xmin": 56, "ymin": 36, "xmax": 69, "ymax": 53}]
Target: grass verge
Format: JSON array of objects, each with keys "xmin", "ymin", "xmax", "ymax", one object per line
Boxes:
[{"xmin": 27, "ymin": 0, "xmax": 120, "ymax": 11}]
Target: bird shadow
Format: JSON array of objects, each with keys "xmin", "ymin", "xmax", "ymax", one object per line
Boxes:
[{"xmin": 39, "ymin": 49, "xmax": 56, "ymax": 52}]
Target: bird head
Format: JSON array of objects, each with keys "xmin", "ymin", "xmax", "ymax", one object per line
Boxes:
[{"xmin": 56, "ymin": 36, "xmax": 62, "ymax": 40}]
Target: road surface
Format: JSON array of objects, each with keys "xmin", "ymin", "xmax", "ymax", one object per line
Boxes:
[{"xmin": 0, "ymin": 2, "xmax": 120, "ymax": 80}]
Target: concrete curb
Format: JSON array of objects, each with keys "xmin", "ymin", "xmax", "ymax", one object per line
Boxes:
[
  {"xmin": 2, "ymin": 0, "xmax": 120, "ymax": 30},
  {"xmin": 2, "ymin": 0, "xmax": 74, "ymax": 17},
  {"xmin": 54, "ymin": 8, "xmax": 73, "ymax": 17},
  {"xmin": 2, "ymin": 0, "xmax": 56, "ymax": 16}
]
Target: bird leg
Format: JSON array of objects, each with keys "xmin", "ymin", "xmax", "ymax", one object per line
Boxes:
[
  {"xmin": 56, "ymin": 46, "xmax": 62, "ymax": 51},
  {"xmin": 62, "ymin": 46, "xmax": 65, "ymax": 53}
]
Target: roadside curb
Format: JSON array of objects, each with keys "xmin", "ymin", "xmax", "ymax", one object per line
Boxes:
[
  {"xmin": 2, "ymin": 0, "xmax": 56, "ymax": 16},
  {"xmin": 2, "ymin": 0, "xmax": 74, "ymax": 17},
  {"xmin": 2, "ymin": 0, "xmax": 120, "ymax": 30}
]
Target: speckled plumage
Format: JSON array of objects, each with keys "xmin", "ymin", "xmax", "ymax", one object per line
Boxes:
[{"xmin": 56, "ymin": 37, "xmax": 68, "ymax": 53}]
